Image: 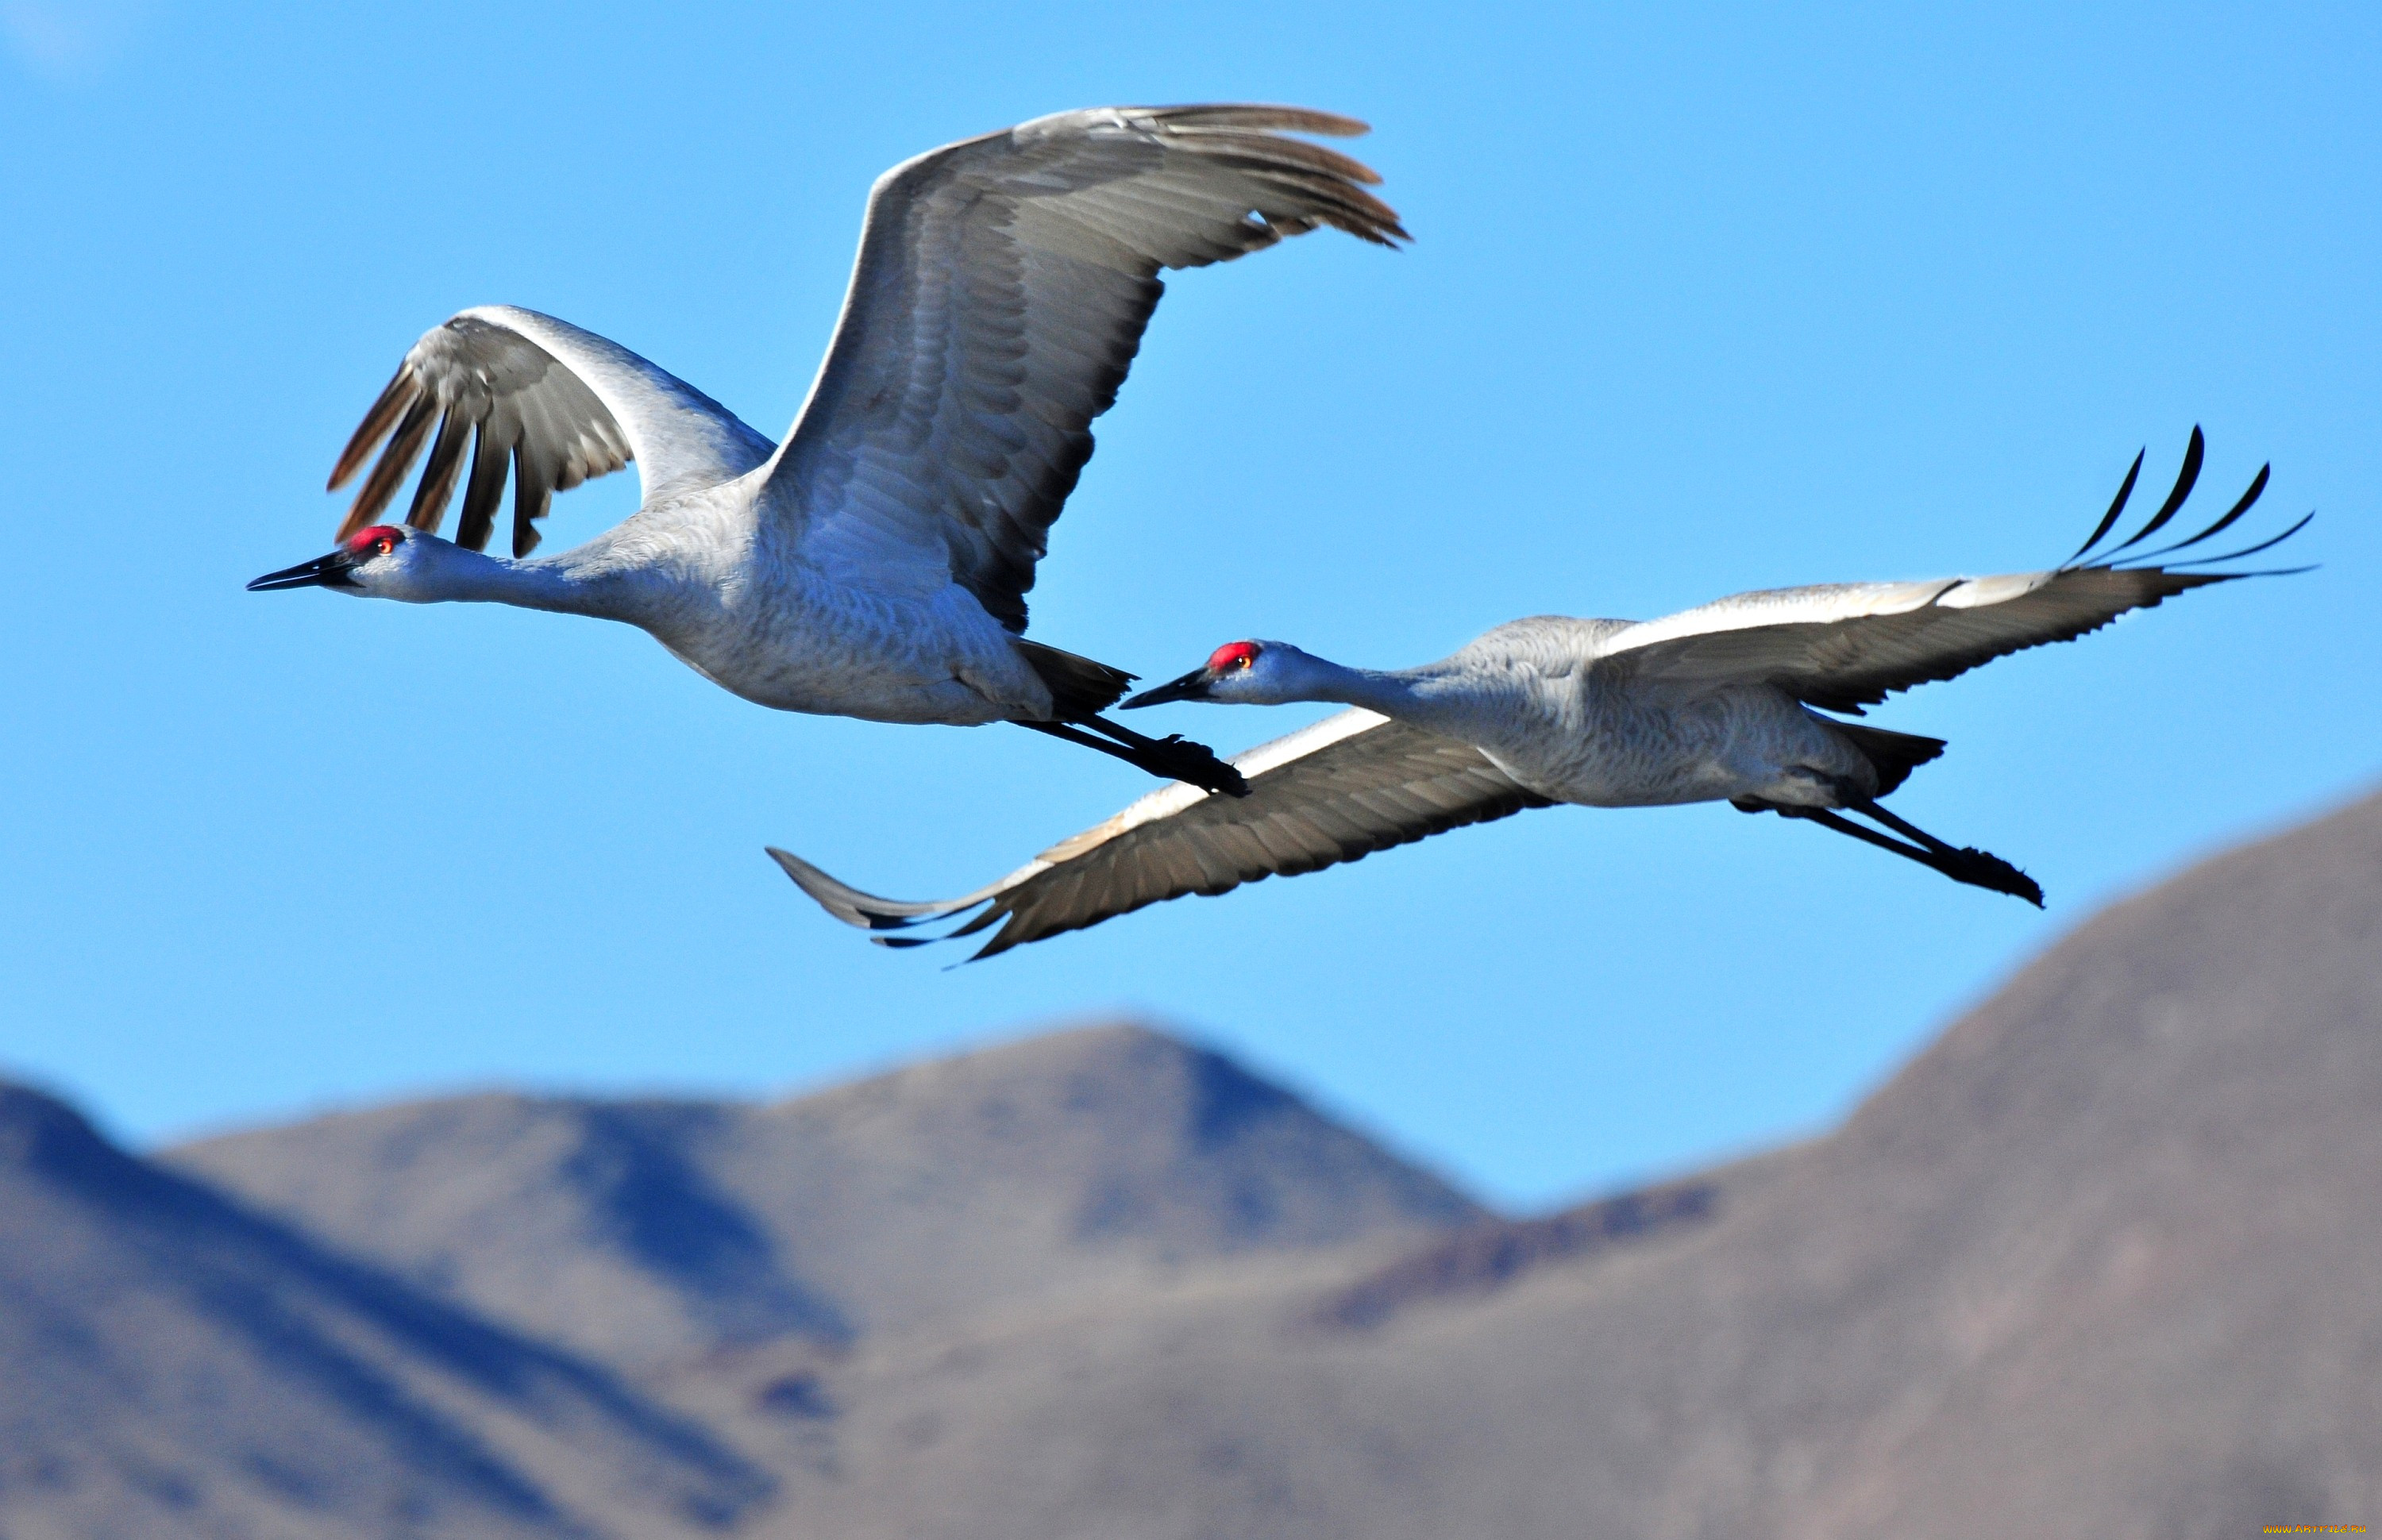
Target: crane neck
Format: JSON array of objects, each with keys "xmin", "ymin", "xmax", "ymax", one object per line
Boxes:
[
  {"xmin": 395, "ymin": 539, "xmax": 661, "ymax": 626},
  {"xmin": 1264, "ymin": 653, "xmax": 1494, "ymax": 741},
  {"xmin": 1253, "ymin": 652, "xmax": 1427, "ymax": 713},
  {"xmin": 1303, "ymin": 662, "xmax": 1427, "ymax": 716}
]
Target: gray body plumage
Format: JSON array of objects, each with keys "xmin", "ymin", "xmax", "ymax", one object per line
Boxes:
[
  {"xmin": 283, "ymin": 106, "xmax": 1405, "ymax": 732},
  {"xmin": 770, "ymin": 432, "xmax": 2303, "ymax": 957},
  {"xmin": 1379, "ymin": 618, "xmax": 1875, "ymax": 809}
]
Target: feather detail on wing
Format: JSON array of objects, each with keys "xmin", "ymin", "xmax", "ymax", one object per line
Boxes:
[
  {"xmin": 763, "ymin": 105, "xmax": 1405, "ymax": 631},
  {"xmin": 768, "ymin": 708, "xmax": 1550, "ymax": 961},
  {"xmin": 328, "ymin": 306, "xmax": 775, "ymax": 556},
  {"xmin": 1600, "ymin": 430, "xmax": 2308, "ymax": 714}
]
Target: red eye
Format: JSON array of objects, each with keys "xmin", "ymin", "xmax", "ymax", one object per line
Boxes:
[
  {"xmin": 1206, "ymin": 641, "xmax": 1261, "ymax": 673},
  {"xmin": 345, "ymin": 524, "xmax": 404, "ymax": 556}
]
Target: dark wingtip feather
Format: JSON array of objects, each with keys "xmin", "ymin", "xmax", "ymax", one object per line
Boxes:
[
  {"xmin": 2126, "ymin": 462, "xmax": 2268, "ymax": 564},
  {"xmin": 2102, "ymin": 425, "xmax": 2204, "ymax": 559},
  {"xmin": 457, "ymin": 421, "xmax": 510, "ymax": 553},
  {"xmin": 510, "ymin": 441, "xmax": 553, "ymax": 558},
  {"xmin": 404, "ymin": 412, "xmax": 471, "ymax": 536},
  {"xmin": 2068, "ymin": 447, "xmax": 2145, "ymax": 566},
  {"xmin": 2165, "ymin": 510, "xmax": 2315, "ymax": 568},
  {"xmin": 964, "ymin": 916, "xmax": 1032, "ymax": 962}
]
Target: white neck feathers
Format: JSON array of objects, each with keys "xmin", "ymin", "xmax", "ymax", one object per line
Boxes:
[{"xmin": 381, "ymin": 540, "xmax": 653, "ymax": 623}]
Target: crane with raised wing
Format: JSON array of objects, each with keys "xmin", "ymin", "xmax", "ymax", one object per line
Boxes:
[{"xmin": 248, "ymin": 106, "xmax": 1409, "ymax": 794}]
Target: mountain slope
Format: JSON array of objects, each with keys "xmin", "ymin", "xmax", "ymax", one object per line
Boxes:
[
  {"xmin": 172, "ymin": 1023, "xmax": 1483, "ymax": 1369},
  {"xmin": 0, "ymin": 1084, "xmax": 771, "ymax": 1540},
  {"xmin": 43, "ymin": 788, "xmax": 2382, "ymax": 1538},
  {"xmin": 665, "ymin": 789, "xmax": 2382, "ymax": 1539},
  {"xmin": 1351, "ymin": 783, "xmax": 2382, "ymax": 1538}
]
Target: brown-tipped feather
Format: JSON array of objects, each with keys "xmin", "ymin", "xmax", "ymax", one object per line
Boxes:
[
  {"xmin": 1227, "ymin": 164, "xmax": 1405, "ymax": 241},
  {"xmin": 1241, "ymin": 183, "xmax": 1405, "ymax": 241},
  {"xmin": 1140, "ymin": 105, "xmax": 1371, "ymax": 137},
  {"xmin": 337, "ymin": 392, "xmax": 438, "ymax": 540},
  {"xmin": 328, "ymin": 367, "xmax": 418, "ymax": 491},
  {"xmin": 1193, "ymin": 132, "xmax": 1386, "ymax": 186}
]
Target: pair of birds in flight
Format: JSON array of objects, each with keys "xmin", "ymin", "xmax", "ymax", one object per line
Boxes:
[{"xmin": 250, "ymin": 105, "xmax": 2305, "ymax": 960}]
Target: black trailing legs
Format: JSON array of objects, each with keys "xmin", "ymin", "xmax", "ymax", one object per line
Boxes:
[
  {"xmin": 1739, "ymin": 797, "xmax": 2043, "ymax": 906},
  {"xmin": 1014, "ymin": 718, "xmax": 1251, "ymax": 798}
]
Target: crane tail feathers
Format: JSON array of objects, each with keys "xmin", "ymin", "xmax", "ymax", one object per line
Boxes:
[
  {"xmin": 1824, "ymin": 720, "xmax": 1947, "ymax": 799},
  {"xmin": 1016, "ymin": 640, "xmax": 1138, "ymax": 717}
]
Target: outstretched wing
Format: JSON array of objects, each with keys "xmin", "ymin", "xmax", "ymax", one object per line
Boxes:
[
  {"xmin": 765, "ymin": 105, "xmax": 1405, "ymax": 631},
  {"xmin": 328, "ymin": 306, "xmax": 776, "ymax": 556},
  {"xmin": 1601, "ymin": 431, "xmax": 2305, "ymax": 714},
  {"xmin": 769, "ymin": 709, "xmax": 1550, "ymax": 961}
]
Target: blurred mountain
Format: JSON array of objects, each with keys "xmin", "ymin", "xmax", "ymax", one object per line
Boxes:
[
  {"xmin": 169, "ymin": 1023, "xmax": 1484, "ymax": 1369},
  {"xmin": 10, "ymin": 787, "xmax": 2380, "ymax": 1538},
  {"xmin": 675, "ymin": 788, "xmax": 2380, "ymax": 1540},
  {"xmin": 0, "ymin": 1083, "xmax": 767, "ymax": 1540}
]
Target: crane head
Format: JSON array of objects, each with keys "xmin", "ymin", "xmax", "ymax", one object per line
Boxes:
[
  {"xmin": 247, "ymin": 526, "xmax": 411, "ymax": 594},
  {"xmin": 1124, "ymin": 639, "xmax": 1320, "ymax": 707}
]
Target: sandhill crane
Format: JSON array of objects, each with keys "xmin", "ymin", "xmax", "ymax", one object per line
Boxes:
[
  {"xmin": 246, "ymin": 106, "xmax": 1408, "ymax": 795},
  {"xmin": 770, "ymin": 433, "xmax": 2308, "ymax": 957}
]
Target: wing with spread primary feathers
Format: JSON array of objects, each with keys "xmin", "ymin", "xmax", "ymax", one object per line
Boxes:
[
  {"xmin": 769, "ymin": 709, "xmax": 1549, "ymax": 960},
  {"xmin": 1601, "ymin": 431, "xmax": 2306, "ymax": 714},
  {"xmin": 764, "ymin": 104, "xmax": 1405, "ymax": 631},
  {"xmin": 327, "ymin": 306, "xmax": 776, "ymax": 556}
]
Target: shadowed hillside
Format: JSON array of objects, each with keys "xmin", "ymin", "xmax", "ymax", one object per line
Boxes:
[
  {"xmin": 8, "ymin": 789, "xmax": 2379, "ymax": 1538},
  {"xmin": 0, "ymin": 1084, "xmax": 768, "ymax": 1540}
]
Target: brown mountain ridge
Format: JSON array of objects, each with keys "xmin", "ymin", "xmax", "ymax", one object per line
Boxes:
[
  {"xmin": 168, "ymin": 1026, "xmax": 1485, "ymax": 1370},
  {"xmin": 0, "ymin": 1082, "xmax": 769, "ymax": 1540},
  {"xmin": 6, "ymin": 786, "xmax": 2379, "ymax": 1537}
]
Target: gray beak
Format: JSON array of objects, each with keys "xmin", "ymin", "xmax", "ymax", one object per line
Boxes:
[
  {"xmin": 247, "ymin": 551, "xmax": 360, "ymax": 592},
  {"xmin": 1120, "ymin": 666, "xmax": 1214, "ymax": 710}
]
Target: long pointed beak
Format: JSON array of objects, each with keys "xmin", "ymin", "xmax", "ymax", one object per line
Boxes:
[
  {"xmin": 1121, "ymin": 667, "xmax": 1214, "ymax": 710},
  {"xmin": 247, "ymin": 551, "xmax": 359, "ymax": 592}
]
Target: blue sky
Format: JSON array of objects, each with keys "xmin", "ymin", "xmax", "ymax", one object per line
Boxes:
[{"xmin": 3, "ymin": 2, "xmax": 2375, "ymax": 1210}]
